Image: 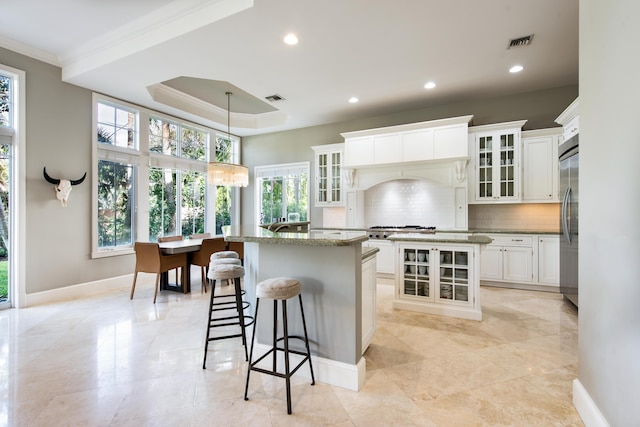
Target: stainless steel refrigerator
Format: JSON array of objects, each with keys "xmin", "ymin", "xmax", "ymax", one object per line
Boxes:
[{"xmin": 559, "ymin": 135, "xmax": 579, "ymax": 307}]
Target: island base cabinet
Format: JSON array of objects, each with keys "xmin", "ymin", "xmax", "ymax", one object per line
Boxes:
[
  {"xmin": 361, "ymin": 253, "xmax": 377, "ymax": 354},
  {"xmin": 393, "ymin": 243, "xmax": 481, "ymax": 321}
]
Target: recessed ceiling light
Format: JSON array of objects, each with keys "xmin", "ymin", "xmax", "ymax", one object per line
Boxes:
[
  {"xmin": 284, "ymin": 33, "xmax": 299, "ymax": 45},
  {"xmin": 424, "ymin": 81, "xmax": 436, "ymax": 89},
  {"xmin": 509, "ymin": 65, "xmax": 524, "ymax": 73},
  {"xmin": 349, "ymin": 97, "xmax": 359, "ymax": 104}
]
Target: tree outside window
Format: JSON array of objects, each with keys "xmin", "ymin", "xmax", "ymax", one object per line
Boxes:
[
  {"xmin": 257, "ymin": 163, "xmax": 308, "ymax": 225},
  {"xmin": 97, "ymin": 160, "xmax": 134, "ymax": 248}
]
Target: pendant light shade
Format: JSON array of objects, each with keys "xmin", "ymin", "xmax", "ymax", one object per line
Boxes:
[
  {"xmin": 208, "ymin": 91, "xmax": 249, "ymax": 187},
  {"xmin": 208, "ymin": 162, "xmax": 249, "ymax": 187}
]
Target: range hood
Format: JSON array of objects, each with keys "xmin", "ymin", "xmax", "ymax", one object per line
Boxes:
[
  {"xmin": 343, "ymin": 158, "xmax": 468, "ymax": 190},
  {"xmin": 341, "ymin": 115, "xmax": 473, "ymax": 190}
]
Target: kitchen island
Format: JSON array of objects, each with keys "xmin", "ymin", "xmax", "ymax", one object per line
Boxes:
[
  {"xmin": 223, "ymin": 225, "xmax": 375, "ymax": 391},
  {"xmin": 387, "ymin": 233, "xmax": 492, "ymax": 321}
]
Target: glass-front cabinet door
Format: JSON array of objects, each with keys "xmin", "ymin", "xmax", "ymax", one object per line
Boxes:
[
  {"xmin": 402, "ymin": 248, "xmax": 433, "ymax": 301},
  {"xmin": 478, "ymin": 135, "xmax": 493, "ymax": 198},
  {"xmin": 498, "ymin": 133, "xmax": 516, "ymax": 198},
  {"xmin": 438, "ymin": 250, "xmax": 470, "ymax": 303},
  {"xmin": 399, "ymin": 244, "xmax": 473, "ymax": 307},
  {"xmin": 472, "ymin": 122, "xmax": 525, "ymax": 203},
  {"xmin": 395, "ymin": 243, "xmax": 481, "ymax": 320},
  {"xmin": 312, "ymin": 144, "xmax": 343, "ymax": 206}
]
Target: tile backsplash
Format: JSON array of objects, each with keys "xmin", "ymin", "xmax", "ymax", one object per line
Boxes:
[
  {"xmin": 365, "ymin": 179, "xmax": 456, "ymax": 228},
  {"xmin": 321, "ymin": 178, "xmax": 560, "ymax": 231},
  {"xmin": 468, "ymin": 203, "xmax": 560, "ymax": 231}
]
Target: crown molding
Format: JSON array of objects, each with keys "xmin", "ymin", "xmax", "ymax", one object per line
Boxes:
[
  {"xmin": 61, "ymin": 0, "xmax": 253, "ymax": 81},
  {"xmin": 147, "ymin": 83, "xmax": 289, "ymax": 130},
  {"xmin": 0, "ymin": 35, "xmax": 60, "ymax": 67}
]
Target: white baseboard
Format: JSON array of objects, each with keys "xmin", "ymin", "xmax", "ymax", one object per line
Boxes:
[
  {"xmin": 253, "ymin": 343, "xmax": 366, "ymax": 391},
  {"xmin": 25, "ymin": 274, "xmax": 133, "ymax": 307},
  {"xmin": 573, "ymin": 379, "xmax": 610, "ymax": 427}
]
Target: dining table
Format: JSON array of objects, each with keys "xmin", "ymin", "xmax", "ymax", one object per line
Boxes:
[{"xmin": 158, "ymin": 238, "xmax": 204, "ymax": 293}]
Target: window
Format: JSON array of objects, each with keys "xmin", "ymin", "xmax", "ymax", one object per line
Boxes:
[
  {"xmin": 255, "ymin": 163, "xmax": 309, "ymax": 224},
  {"xmin": 148, "ymin": 168, "xmax": 206, "ymax": 241},
  {"xmin": 94, "ymin": 97, "xmax": 139, "ymax": 256},
  {"xmin": 97, "ymin": 102, "xmax": 137, "ymax": 149},
  {"xmin": 97, "ymin": 160, "xmax": 135, "ymax": 248},
  {"xmin": 0, "ymin": 64, "xmax": 22, "ymax": 309},
  {"xmin": 93, "ymin": 94, "xmax": 240, "ymax": 257},
  {"xmin": 214, "ymin": 135, "xmax": 234, "ymax": 234},
  {"xmin": 1, "ymin": 74, "xmax": 11, "ymax": 128},
  {"xmin": 149, "ymin": 117, "xmax": 207, "ymax": 161}
]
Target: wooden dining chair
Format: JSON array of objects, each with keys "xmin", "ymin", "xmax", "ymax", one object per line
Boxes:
[
  {"xmin": 189, "ymin": 233, "xmax": 211, "ymax": 240},
  {"xmin": 190, "ymin": 237, "xmax": 227, "ymax": 292},
  {"xmin": 130, "ymin": 242, "xmax": 187, "ymax": 303},
  {"xmin": 158, "ymin": 235, "xmax": 184, "ymax": 285}
]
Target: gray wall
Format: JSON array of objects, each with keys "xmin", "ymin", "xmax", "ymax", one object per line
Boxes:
[
  {"xmin": 580, "ymin": 0, "xmax": 640, "ymax": 425},
  {"xmin": 1, "ymin": 47, "xmax": 135, "ymax": 294},
  {"xmin": 241, "ymin": 85, "xmax": 578, "ymax": 227}
]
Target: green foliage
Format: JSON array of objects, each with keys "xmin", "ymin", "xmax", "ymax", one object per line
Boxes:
[
  {"xmin": 180, "ymin": 171, "xmax": 206, "ymax": 236},
  {"xmin": 259, "ymin": 173, "xmax": 308, "ymax": 223},
  {"xmin": 0, "ymin": 260, "xmax": 7, "ymax": 300},
  {"xmin": 0, "ymin": 75, "xmax": 9, "ymax": 127},
  {"xmin": 97, "ymin": 160, "xmax": 133, "ymax": 247}
]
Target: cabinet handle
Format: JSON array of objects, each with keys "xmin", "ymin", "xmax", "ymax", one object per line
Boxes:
[{"xmin": 512, "ymin": 239, "xmax": 523, "ymax": 242}]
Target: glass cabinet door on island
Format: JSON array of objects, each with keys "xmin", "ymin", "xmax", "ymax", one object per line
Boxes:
[
  {"xmin": 400, "ymin": 246, "xmax": 471, "ymax": 305},
  {"xmin": 402, "ymin": 248, "xmax": 433, "ymax": 301},
  {"xmin": 438, "ymin": 250, "xmax": 470, "ymax": 303},
  {"xmin": 396, "ymin": 243, "xmax": 481, "ymax": 321}
]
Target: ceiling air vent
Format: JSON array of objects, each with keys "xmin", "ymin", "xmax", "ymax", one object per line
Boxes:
[
  {"xmin": 265, "ymin": 94, "xmax": 285, "ymax": 102},
  {"xmin": 507, "ymin": 34, "xmax": 534, "ymax": 49}
]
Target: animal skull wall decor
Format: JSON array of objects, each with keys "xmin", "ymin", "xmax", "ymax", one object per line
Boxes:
[{"xmin": 43, "ymin": 167, "xmax": 87, "ymax": 207}]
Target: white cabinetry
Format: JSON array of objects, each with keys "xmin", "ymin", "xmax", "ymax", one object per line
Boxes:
[
  {"xmin": 469, "ymin": 120, "xmax": 527, "ymax": 203},
  {"xmin": 312, "ymin": 144, "xmax": 343, "ymax": 206},
  {"xmin": 364, "ymin": 239, "xmax": 395, "ymax": 275},
  {"xmin": 342, "ymin": 115, "xmax": 473, "ymax": 168},
  {"xmin": 393, "ymin": 243, "xmax": 481, "ymax": 321},
  {"xmin": 555, "ymin": 97, "xmax": 579, "ymax": 141},
  {"xmin": 344, "ymin": 136, "xmax": 373, "ymax": 167},
  {"xmin": 345, "ymin": 190, "xmax": 365, "ymax": 228},
  {"xmin": 373, "ymin": 133, "xmax": 402, "ymax": 164},
  {"xmin": 480, "ymin": 234, "xmax": 534, "ymax": 283},
  {"xmin": 522, "ymin": 128, "xmax": 561, "ymax": 202},
  {"xmin": 361, "ymin": 251, "xmax": 377, "ymax": 354},
  {"xmin": 538, "ymin": 235, "xmax": 560, "ymax": 286}
]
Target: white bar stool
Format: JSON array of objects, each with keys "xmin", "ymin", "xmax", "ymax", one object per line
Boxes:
[
  {"xmin": 244, "ymin": 277, "xmax": 315, "ymax": 414},
  {"xmin": 202, "ymin": 263, "xmax": 253, "ymax": 368}
]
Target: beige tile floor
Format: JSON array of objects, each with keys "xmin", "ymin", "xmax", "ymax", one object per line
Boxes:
[{"xmin": 0, "ymin": 272, "xmax": 583, "ymax": 426}]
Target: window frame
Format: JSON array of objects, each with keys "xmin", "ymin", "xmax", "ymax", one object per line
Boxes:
[
  {"xmin": 254, "ymin": 162, "xmax": 310, "ymax": 225},
  {"xmin": 0, "ymin": 63, "xmax": 26, "ymax": 308},
  {"xmin": 92, "ymin": 94, "xmax": 241, "ymax": 258}
]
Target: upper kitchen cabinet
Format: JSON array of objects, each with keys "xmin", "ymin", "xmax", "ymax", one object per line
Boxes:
[
  {"xmin": 468, "ymin": 120, "xmax": 527, "ymax": 203},
  {"xmin": 522, "ymin": 128, "xmax": 562, "ymax": 202},
  {"xmin": 342, "ymin": 115, "xmax": 473, "ymax": 168},
  {"xmin": 312, "ymin": 143, "xmax": 344, "ymax": 206},
  {"xmin": 555, "ymin": 97, "xmax": 579, "ymax": 141}
]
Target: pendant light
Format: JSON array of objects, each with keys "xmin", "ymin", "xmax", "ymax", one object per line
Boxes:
[{"xmin": 207, "ymin": 91, "xmax": 249, "ymax": 187}]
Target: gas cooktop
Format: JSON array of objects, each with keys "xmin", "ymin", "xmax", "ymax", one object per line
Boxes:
[{"xmin": 367, "ymin": 225, "xmax": 436, "ymax": 239}]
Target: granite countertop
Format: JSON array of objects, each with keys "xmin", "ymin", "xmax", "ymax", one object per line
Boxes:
[
  {"xmin": 223, "ymin": 225, "xmax": 369, "ymax": 246},
  {"xmin": 445, "ymin": 229, "xmax": 560, "ymax": 235},
  {"xmin": 362, "ymin": 246, "xmax": 380, "ymax": 260},
  {"xmin": 312, "ymin": 227, "xmax": 559, "ymax": 236},
  {"xmin": 386, "ymin": 233, "xmax": 493, "ymax": 244}
]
